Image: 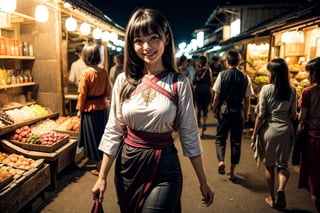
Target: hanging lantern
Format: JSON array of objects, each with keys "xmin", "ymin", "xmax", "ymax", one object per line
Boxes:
[
  {"xmin": 66, "ymin": 16, "xmax": 77, "ymax": 31},
  {"xmin": 0, "ymin": 0, "xmax": 16, "ymax": 13},
  {"xmin": 93, "ymin": 27, "xmax": 102, "ymax": 39},
  {"xmin": 80, "ymin": 22, "xmax": 91, "ymax": 35},
  {"xmin": 35, "ymin": 4, "xmax": 49, "ymax": 22},
  {"xmin": 110, "ymin": 32, "xmax": 118, "ymax": 43},
  {"xmin": 102, "ymin": 31, "xmax": 111, "ymax": 42}
]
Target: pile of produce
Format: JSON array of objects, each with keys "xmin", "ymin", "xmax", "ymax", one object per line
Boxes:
[
  {"xmin": 31, "ymin": 118, "xmax": 57, "ymax": 135},
  {"xmin": 9, "ymin": 126, "xmax": 31, "ymax": 143},
  {"xmin": 55, "ymin": 116, "xmax": 71, "ymax": 125},
  {"xmin": 66, "ymin": 116, "xmax": 80, "ymax": 131},
  {"xmin": 8, "ymin": 125, "xmax": 68, "ymax": 146},
  {"xmin": 253, "ymin": 75, "xmax": 269, "ymax": 85},
  {"xmin": 1, "ymin": 153, "xmax": 36, "ymax": 170},
  {"xmin": 29, "ymin": 104, "xmax": 49, "ymax": 117}
]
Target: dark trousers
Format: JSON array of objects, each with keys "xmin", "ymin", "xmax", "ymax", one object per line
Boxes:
[{"xmin": 215, "ymin": 107, "xmax": 244, "ymax": 164}]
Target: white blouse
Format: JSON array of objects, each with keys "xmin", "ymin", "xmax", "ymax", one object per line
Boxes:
[{"xmin": 99, "ymin": 72, "xmax": 202, "ymax": 157}]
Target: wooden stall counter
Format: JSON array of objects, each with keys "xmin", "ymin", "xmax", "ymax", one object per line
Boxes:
[
  {"xmin": 0, "ymin": 138, "xmax": 77, "ymax": 189},
  {"xmin": 0, "ymin": 164, "xmax": 50, "ymax": 213}
]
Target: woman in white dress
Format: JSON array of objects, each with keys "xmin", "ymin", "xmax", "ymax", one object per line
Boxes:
[{"xmin": 91, "ymin": 8, "xmax": 214, "ymax": 213}]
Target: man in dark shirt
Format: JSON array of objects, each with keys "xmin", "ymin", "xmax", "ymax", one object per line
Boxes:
[{"xmin": 211, "ymin": 50, "xmax": 254, "ymax": 180}]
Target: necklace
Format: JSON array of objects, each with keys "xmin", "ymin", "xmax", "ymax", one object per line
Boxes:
[{"xmin": 142, "ymin": 88, "xmax": 156, "ymax": 106}]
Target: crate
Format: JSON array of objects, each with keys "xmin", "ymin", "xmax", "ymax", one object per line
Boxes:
[
  {"xmin": 0, "ymin": 164, "xmax": 50, "ymax": 213},
  {"xmin": 9, "ymin": 136, "xmax": 69, "ymax": 152}
]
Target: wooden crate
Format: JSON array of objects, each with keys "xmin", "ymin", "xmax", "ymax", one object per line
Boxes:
[
  {"xmin": 9, "ymin": 136, "xmax": 69, "ymax": 152},
  {"xmin": 0, "ymin": 164, "xmax": 50, "ymax": 213}
]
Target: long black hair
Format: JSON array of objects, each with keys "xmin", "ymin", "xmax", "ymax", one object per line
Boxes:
[
  {"xmin": 120, "ymin": 8, "xmax": 177, "ymax": 102},
  {"xmin": 305, "ymin": 57, "xmax": 320, "ymax": 84},
  {"xmin": 267, "ymin": 58, "xmax": 291, "ymax": 101}
]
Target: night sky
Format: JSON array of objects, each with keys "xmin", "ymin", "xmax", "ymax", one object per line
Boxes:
[{"xmin": 86, "ymin": 0, "xmax": 218, "ymax": 44}]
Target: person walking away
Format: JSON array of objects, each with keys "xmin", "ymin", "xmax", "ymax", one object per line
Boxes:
[
  {"xmin": 212, "ymin": 50, "xmax": 254, "ymax": 180},
  {"xmin": 297, "ymin": 57, "xmax": 320, "ymax": 213},
  {"xmin": 76, "ymin": 43, "xmax": 111, "ymax": 176},
  {"xmin": 187, "ymin": 58, "xmax": 196, "ymax": 83},
  {"xmin": 210, "ymin": 56, "xmax": 222, "ymax": 83},
  {"xmin": 251, "ymin": 58, "xmax": 297, "ymax": 209},
  {"xmin": 91, "ymin": 8, "xmax": 214, "ymax": 212},
  {"xmin": 109, "ymin": 54, "xmax": 124, "ymax": 88},
  {"xmin": 193, "ymin": 56, "xmax": 213, "ymax": 137},
  {"xmin": 68, "ymin": 44, "xmax": 87, "ymax": 89},
  {"xmin": 177, "ymin": 55, "xmax": 190, "ymax": 81}
]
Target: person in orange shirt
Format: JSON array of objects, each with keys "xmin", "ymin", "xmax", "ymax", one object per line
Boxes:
[{"xmin": 76, "ymin": 43, "xmax": 111, "ymax": 176}]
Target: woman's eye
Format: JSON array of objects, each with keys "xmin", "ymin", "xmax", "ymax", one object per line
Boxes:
[
  {"xmin": 134, "ymin": 39, "xmax": 142, "ymax": 43},
  {"xmin": 150, "ymin": 36, "xmax": 159, "ymax": 41}
]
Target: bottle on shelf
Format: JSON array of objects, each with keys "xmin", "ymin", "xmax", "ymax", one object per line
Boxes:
[{"xmin": 22, "ymin": 42, "xmax": 29, "ymax": 56}]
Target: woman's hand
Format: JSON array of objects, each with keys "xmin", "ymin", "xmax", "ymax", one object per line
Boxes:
[
  {"xmin": 91, "ymin": 177, "xmax": 107, "ymax": 203},
  {"xmin": 200, "ymin": 182, "xmax": 214, "ymax": 207}
]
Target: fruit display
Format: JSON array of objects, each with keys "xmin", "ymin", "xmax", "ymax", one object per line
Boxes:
[
  {"xmin": 66, "ymin": 116, "xmax": 80, "ymax": 131},
  {"xmin": 39, "ymin": 131, "xmax": 68, "ymax": 146},
  {"xmin": 1, "ymin": 153, "xmax": 36, "ymax": 170},
  {"xmin": 55, "ymin": 116, "xmax": 71, "ymax": 125},
  {"xmin": 0, "ymin": 169, "xmax": 12, "ymax": 183},
  {"xmin": 0, "ymin": 110, "xmax": 14, "ymax": 127},
  {"xmin": 29, "ymin": 104, "xmax": 50, "ymax": 117},
  {"xmin": 253, "ymin": 75, "xmax": 269, "ymax": 85},
  {"xmin": 9, "ymin": 125, "xmax": 31, "ymax": 143},
  {"xmin": 31, "ymin": 118, "xmax": 58, "ymax": 135}
]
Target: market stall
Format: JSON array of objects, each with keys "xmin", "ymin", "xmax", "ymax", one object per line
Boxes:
[{"xmin": 0, "ymin": 0, "xmax": 124, "ymax": 211}]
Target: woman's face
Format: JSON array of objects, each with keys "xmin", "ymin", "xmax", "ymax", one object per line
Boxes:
[{"xmin": 133, "ymin": 33, "xmax": 166, "ymax": 66}]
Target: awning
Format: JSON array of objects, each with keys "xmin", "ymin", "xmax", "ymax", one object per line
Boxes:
[{"xmin": 220, "ymin": 2, "xmax": 320, "ymax": 46}]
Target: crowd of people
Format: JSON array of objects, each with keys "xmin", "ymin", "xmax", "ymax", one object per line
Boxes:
[{"xmin": 65, "ymin": 7, "xmax": 319, "ymax": 213}]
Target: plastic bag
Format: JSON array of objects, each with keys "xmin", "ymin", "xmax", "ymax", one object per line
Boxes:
[{"xmin": 91, "ymin": 198, "xmax": 104, "ymax": 213}]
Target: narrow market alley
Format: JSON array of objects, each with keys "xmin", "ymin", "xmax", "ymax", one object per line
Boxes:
[{"xmin": 26, "ymin": 116, "xmax": 316, "ymax": 213}]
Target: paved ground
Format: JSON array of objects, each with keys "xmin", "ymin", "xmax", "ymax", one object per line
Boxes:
[{"xmin": 21, "ymin": 116, "xmax": 316, "ymax": 213}]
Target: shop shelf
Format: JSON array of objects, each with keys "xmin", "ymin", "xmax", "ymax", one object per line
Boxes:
[
  {"xmin": 0, "ymin": 56, "xmax": 35, "ymax": 60},
  {"xmin": 0, "ymin": 82, "xmax": 36, "ymax": 90}
]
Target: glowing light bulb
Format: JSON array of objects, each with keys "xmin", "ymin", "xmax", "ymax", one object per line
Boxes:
[
  {"xmin": 35, "ymin": 4, "xmax": 49, "ymax": 22},
  {"xmin": 66, "ymin": 17, "xmax": 77, "ymax": 31},
  {"xmin": 80, "ymin": 22, "xmax": 91, "ymax": 35},
  {"xmin": 93, "ymin": 28, "xmax": 102, "ymax": 39}
]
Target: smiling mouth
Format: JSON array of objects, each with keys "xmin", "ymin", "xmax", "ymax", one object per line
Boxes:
[{"xmin": 143, "ymin": 51, "xmax": 156, "ymax": 57}]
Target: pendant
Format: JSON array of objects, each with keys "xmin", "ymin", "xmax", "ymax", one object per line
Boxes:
[{"xmin": 141, "ymin": 88, "xmax": 156, "ymax": 106}]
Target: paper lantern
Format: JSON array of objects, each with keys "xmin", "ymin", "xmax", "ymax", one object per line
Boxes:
[
  {"xmin": 0, "ymin": 0, "xmax": 16, "ymax": 13},
  {"xmin": 35, "ymin": 4, "xmax": 49, "ymax": 22},
  {"xmin": 80, "ymin": 22, "xmax": 91, "ymax": 35},
  {"xmin": 102, "ymin": 31, "xmax": 111, "ymax": 42},
  {"xmin": 93, "ymin": 28, "xmax": 102, "ymax": 39},
  {"xmin": 66, "ymin": 17, "xmax": 77, "ymax": 31}
]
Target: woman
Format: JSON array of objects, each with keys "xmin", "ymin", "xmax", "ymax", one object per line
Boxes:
[
  {"xmin": 251, "ymin": 58, "xmax": 296, "ymax": 209},
  {"xmin": 193, "ymin": 56, "xmax": 213, "ymax": 136},
  {"xmin": 298, "ymin": 57, "xmax": 320, "ymax": 213},
  {"xmin": 76, "ymin": 43, "xmax": 111, "ymax": 175},
  {"xmin": 91, "ymin": 8, "xmax": 214, "ymax": 212}
]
